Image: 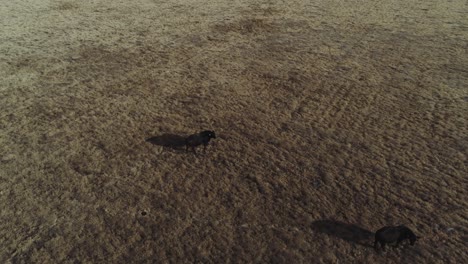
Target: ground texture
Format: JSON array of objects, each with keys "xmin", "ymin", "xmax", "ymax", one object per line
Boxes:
[{"xmin": 1, "ymin": 0, "xmax": 467, "ymax": 263}]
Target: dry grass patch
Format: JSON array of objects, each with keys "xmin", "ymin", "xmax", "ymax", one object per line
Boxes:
[
  {"xmin": 1, "ymin": 0, "xmax": 467, "ymax": 263},
  {"xmin": 55, "ymin": 1, "xmax": 79, "ymax": 11}
]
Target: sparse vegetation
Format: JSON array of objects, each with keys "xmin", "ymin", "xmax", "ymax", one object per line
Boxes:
[{"xmin": 1, "ymin": 0, "xmax": 467, "ymax": 263}]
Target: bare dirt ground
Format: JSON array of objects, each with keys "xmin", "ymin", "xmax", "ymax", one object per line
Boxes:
[{"xmin": 1, "ymin": 0, "xmax": 467, "ymax": 263}]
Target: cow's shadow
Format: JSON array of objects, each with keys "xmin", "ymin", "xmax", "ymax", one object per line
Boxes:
[
  {"xmin": 146, "ymin": 134, "xmax": 186, "ymax": 151},
  {"xmin": 311, "ymin": 220, "xmax": 374, "ymax": 248}
]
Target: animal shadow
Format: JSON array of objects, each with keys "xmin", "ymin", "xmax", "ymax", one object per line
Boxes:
[
  {"xmin": 146, "ymin": 134, "xmax": 186, "ymax": 151},
  {"xmin": 311, "ymin": 220, "xmax": 374, "ymax": 248}
]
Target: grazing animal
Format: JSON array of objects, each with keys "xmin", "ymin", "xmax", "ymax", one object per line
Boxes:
[
  {"xmin": 185, "ymin": 130, "xmax": 216, "ymax": 154},
  {"xmin": 374, "ymin": 225, "xmax": 419, "ymax": 251}
]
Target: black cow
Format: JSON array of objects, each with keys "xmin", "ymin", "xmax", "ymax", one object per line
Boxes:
[
  {"xmin": 185, "ymin": 130, "xmax": 216, "ymax": 154},
  {"xmin": 374, "ymin": 225, "xmax": 419, "ymax": 251}
]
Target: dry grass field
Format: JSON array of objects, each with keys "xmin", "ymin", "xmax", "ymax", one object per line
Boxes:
[{"xmin": 1, "ymin": 0, "xmax": 467, "ymax": 263}]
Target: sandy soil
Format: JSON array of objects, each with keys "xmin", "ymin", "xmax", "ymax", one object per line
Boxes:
[{"xmin": 1, "ymin": 0, "xmax": 467, "ymax": 263}]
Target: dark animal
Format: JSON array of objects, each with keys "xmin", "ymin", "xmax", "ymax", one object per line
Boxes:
[
  {"xmin": 185, "ymin": 130, "xmax": 216, "ymax": 154},
  {"xmin": 374, "ymin": 225, "xmax": 419, "ymax": 251}
]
